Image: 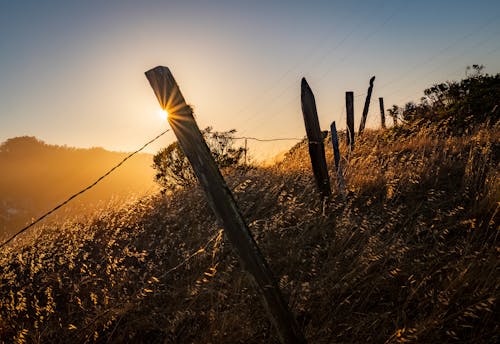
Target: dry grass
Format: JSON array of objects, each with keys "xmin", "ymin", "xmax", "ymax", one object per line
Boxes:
[{"xmin": 0, "ymin": 122, "xmax": 498, "ymax": 343}]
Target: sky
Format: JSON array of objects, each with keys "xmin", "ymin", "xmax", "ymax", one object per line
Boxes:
[{"xmin": 1, "ymin": 0, "xmax": 500, "ymax": 161}]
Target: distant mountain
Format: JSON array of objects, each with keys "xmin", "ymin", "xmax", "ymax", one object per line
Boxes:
[{"xmin": 0, "ymin": 136, "xmax": 158, "ymax": 238}]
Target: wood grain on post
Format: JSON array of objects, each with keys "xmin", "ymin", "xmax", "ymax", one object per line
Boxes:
[
  {"xmin": 145, "ymin": 66, "xmax": 306, "ymax": 344},
  {"xmin": 379, "ymin": 97, "xmax": 386, "ymax": 129},
  {"xmin": 359, "ymin": 76, "xmax": 375, "ymax": 134},
  {"xmin": 300, "ymin": 78, "xmax": 331, "ymax": 199},
  {"xmin": 346, "ymin": 91, "xmax": 355, "ymax": 150},
  {"xmin": 330, "ymin": 121, "xmax": 345, "ymax": 196}
]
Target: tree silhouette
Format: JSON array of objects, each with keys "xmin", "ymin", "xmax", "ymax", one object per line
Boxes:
[{"xmin": 152, "ymin": 127, "xmax": 245, "ymax": 191}]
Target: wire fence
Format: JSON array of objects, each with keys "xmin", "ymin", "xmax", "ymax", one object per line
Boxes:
[
  {"xmin": 0, "ymin": 130, "xmax": 312, "ymax": 248},
  {"xmin": 0, "ymin": 129, "xmax": 170, "ymax": 249},
  {"xmin": 233, "ymin": 136, "xmax": 303, "ymax": 142},
  {"xmin": 3, "ymin": 6, "xmax": 496, "ymax": 249}
]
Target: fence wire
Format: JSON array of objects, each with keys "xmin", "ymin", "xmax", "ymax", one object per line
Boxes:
[
  {"xmin": 0, "ymin": 131, "xmax": 315, "ymax": 249},
  {"xmin": 233, "ymin": 136, "xmax": 303, "ymax": 142},
  {"xmin": 0, "ymin": 129, "xmax": 170, "ymax": 249}
]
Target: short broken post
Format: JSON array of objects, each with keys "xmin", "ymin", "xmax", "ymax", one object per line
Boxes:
[
  {"xmin": 359, "ymin": 76, "xmax": 375, "ymax": 134},
  {"xmin": 379, "ymin": 97, "xmax": 386, "ymax": 129},
  {"xmin": 145, "ymin": 66, "xmax": 306, "ymax": 344},
  {"xmin": 330, "ymin": 121, "xmax": 346, "ymax": 197},
  {"xmin": 346, "ymin": 91, "xmax": 355, "ymax": 150},
  {"xmin": 300, "ymin": 78, "xmax": 331, "ymax": 199}
]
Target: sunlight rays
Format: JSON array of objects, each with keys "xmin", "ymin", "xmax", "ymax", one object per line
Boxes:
[{"xmin": 157, "ymin": 109, "xmax": 168, "ymax": 121}]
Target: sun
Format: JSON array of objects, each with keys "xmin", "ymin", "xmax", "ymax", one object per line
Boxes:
[{"xmin": 157, "ymin": 109, "xmax": 169, "ymax": 121}]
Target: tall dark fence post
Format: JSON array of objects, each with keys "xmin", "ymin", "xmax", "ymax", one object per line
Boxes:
[
  {"xmin": 300, "ymin": 78, "xmax": 331, "ymax": 199},
  {"xmin": 330, "ymin": 121, "xmax": 346, "ymax": 196},
  {"xmin": 359, "ymin": 76, "xmax": 375, "ymax": 134},
  {"xmin": 346, "ymin": 91, "xmax": 355, "ymax": 150},
  {"xmin": 379, "ymin": 97, "xmax": 386, "ymax": 129},
  {"xmin": 145, "ymin": 66, "xmax": 306, "ymax": 344}
]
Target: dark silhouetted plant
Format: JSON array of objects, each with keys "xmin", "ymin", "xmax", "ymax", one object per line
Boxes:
[
  {"xmin": 152, "ymin": 127, "xmax": 245, "ymax": 191},
  {"xmin": 391, "ymin": 66, "xmax": 499, "ymax": 133}
]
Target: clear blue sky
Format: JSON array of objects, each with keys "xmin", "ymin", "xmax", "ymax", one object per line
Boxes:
[{"xmin": 1, "ymin": 0, "xmax": 499, "ymax": 160}]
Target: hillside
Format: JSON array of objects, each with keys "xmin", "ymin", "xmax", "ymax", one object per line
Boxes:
[
  {"xmin": 0, "ymin": 137, "xmax": 157, "ymax": 239},
  {"xmin": 0, "ymin": 114, "xmax": 498, "ymax": 343}
]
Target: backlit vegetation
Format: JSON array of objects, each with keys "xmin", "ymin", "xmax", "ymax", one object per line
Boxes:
[
  {"xmin": 152, "ymin": 127, "xmax": 245, "ymax": 192},
  {"xmin": 0, "ymin": 74, "xmax": 498, "ymax": 343},
  {"xmin": 0, "ymin": 138, "xmax": 156, "ymax": 239}
]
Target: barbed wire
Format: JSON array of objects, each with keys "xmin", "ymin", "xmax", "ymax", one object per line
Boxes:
[
  {"xmin": 0, "ymin": 129, "xmax": 170, "ymax": 249},
  {"xmin": 4, "ymin": 18, "xmax": 497, "ymax": 246},
  {"xmin": 0, "ymin": 129, "xmax": 329, "ymax": 250},
  {"xmin": 232, "ymin": 136, "xmax": 303, "ymax": 142},
  {"xmin": 232, "ymin": 0, "xmax": 382, "ymax": 132},
  {"xmin": 376, "ymin": 14, "xmax": 500, "ymax": 95}
]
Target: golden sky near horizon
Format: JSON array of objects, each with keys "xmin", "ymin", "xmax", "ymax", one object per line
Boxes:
[{"xmin": 1, "ymin": 0, "xmax": 500, "ymax": 161}]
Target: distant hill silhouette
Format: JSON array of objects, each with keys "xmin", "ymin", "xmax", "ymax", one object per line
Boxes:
[{"xmin": 0, "ymin": 136, "xmax": 157, "ymax": 238}]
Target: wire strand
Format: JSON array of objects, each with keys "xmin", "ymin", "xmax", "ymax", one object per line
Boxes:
[
  {"xmin": 232, "ymin": 136, "xmax": 303, "ymax": 142},
  {"xmin": 0, "ymin": 129, "xmax": 170, "ymax": 249}
]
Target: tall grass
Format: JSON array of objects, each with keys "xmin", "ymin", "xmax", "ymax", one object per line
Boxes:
[{"xmin": 1, "ymin": 122, "xmax": 498, "ymax": 343}]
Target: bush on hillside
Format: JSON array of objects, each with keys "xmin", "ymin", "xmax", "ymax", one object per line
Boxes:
[
  {"xmin": 1, "ymin": 124, "xmax": 498, "ymax": 343},
  {"xmin": 391, "ymin": 65, "xmax": 500, "ymax": 133},
  {"xmin": 1, "ymin": 71, "xmax": 499, "ymax": 344},
  {"xmin": 152, "ymin": 127, "xmax": 246, "ymax": 191}
]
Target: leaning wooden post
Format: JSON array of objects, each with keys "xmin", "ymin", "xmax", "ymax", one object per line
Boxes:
[
  {"xmin": 330, "ymin": 121, "xmax": 346, "ymax": 196},
  {"xmin": 358, "ymin": 76, "xmax": 375, "ymax": 134},
  {"xmin": 379, "ymin": 97, "xmax": 386, "ymax": 129},
  {"xmin": 300, "ymin": 78, "xmax": 331, "ymax": 199},
  {"xmin": 145, "ymin": 66, "xmax": 305, "ymax": 344},
  {"xmin": 345, "ymin": 91, "xmax": 355, "ymax": 150}
]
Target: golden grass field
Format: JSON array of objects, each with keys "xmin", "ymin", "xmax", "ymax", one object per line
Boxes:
[{"xmin": 1, "ymin": 120, "xmax": 498, "ymax": 343}]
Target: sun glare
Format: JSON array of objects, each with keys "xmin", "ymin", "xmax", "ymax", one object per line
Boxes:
[{"xmin": 157, "ymin": 109, "xmax": 169, "ymax": 121}]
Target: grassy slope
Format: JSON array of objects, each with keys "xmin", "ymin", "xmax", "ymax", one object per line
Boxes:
[
  {"xmin": 0, "ymin": 122, "xmax": 498, "ymax": 343},
  {"xmin": 0, "ymin": 137, "xmax": 157, "ymax": 239}
]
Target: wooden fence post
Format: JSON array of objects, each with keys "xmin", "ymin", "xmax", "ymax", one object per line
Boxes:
[
  {"xmin": 359, "ymin": 76, "xmax": 375, "ymax": 134},
  {"xmin": 145, "ymin": 66, "xmax": 306, "ymax": 344},
  {"xmin": 346, "ymin": 91, "xmax": 355, "ymax": 150},
  {"xmin": 379, "ymin": 97, "xmax": 386, "ymax": 129},
  {"xmin": 300, "ymin": 78, "xmax": 331, "ymax": 199},
  {"xmin": 330, "ymin": 121, "xmax": 346, "ymax": 196}
]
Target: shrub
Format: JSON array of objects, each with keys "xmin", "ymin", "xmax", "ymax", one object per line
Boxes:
[
  {"xmin": 152, "ymin": 127, "xmax": 245, "ymax": 191},
  {"xmin": 392, "ymin": 65, "xmax": 500, "ymax": 132}
]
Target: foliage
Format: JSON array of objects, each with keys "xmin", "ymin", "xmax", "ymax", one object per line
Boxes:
[
  {"xmin": 152, "ymin": 141, "xmax": 194, "ymax": 190},
  {"xmin": 1, "ymin": 75, "xmax": 499, "ymax": 343},
  {"xmin": 387, "ymin": 104, "xmax": 402, "ymax": 124},
  {"xmin": 0, "ymin": 137, "xmax": 155, "ymax": 239},
  {"xmin": 392, "ymin": 65, "xmax": 500, "ymax": 132},
  {"xmin": 152, "ymin": 127, "xmax": 245, "ymax": 191},
  {"xmin": 1, "ymin": 121, "xmax": 498, "ymax": 343},
  {"xmin": 0, "ymin": 136, "xmax": 46, "ymax": 154}
]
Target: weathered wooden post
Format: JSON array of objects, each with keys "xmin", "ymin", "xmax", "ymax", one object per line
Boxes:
[
  {"xmin": 300, "ymin": 78, "xmax": 331, "ymax": 199},
  {"xmin": 345, "ymin": 91, "xmax": 355, "ymax": 150},
  {"xmin": 330, "ymin": 121, "xmax": 346, "ymax": 196},
  {"xmin": 359, "ymin": 76, "xmax": 375, "ymax": 134},
  {"xmin": 379, "ymin": 97, "xmax": 386, "ymax": 129},
  {"xmin": 145, "ymin": 66, "xmax": 305, "ymax": 344}
]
